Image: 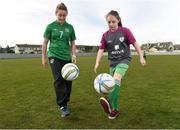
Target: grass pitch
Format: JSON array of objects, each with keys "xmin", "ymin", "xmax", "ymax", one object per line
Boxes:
[{"xmin": 0, "ymin": 55, "xmax": 180, "ymax": 129}]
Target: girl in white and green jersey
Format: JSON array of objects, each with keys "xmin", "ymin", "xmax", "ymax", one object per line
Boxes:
[{"xmin": 42, "ymin": 3, "xmax": 76, "ymax": 118}]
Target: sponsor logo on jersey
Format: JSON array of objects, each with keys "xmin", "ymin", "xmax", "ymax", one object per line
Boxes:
[
  {"xmin": 114, "ymin": 45, "xmax": 119, "ymax": 50},
  {"xmin": 111, "ymin": 49, "xmax": 124, "ymax": 55},
  {"xmin": 107, "ymin": 40, "xmax": 112, "ymax": 43}
]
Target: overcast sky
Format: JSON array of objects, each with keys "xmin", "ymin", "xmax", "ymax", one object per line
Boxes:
[{"xmin": 0, "ymin": 0, "xmax": 180, "ymax": 47}]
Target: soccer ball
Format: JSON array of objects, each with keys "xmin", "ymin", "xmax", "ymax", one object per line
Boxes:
[
  {"xmin": 94, "ymin": 73, "xmax": 115, "ymax": 94},
  {"xmin": 61, "ymin": 63, "xmax": 79, "ymax": 81}
]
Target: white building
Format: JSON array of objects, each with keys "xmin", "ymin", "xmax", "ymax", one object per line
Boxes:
[
  {"xmin": 14, "ymin": 44, "xmax": 42, "ymax": 54},
  {"xmin": 174, "ymin": 44, "xmax": 180, "ymax": 51},
  {"xmin": 141, "ymin": 42, "xmax": 174, "ymax": 52}
]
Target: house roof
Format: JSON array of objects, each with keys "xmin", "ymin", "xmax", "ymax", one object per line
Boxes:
[{"xmin": 16, "ymin": 44, "xmax": 41, "ymax": 48}]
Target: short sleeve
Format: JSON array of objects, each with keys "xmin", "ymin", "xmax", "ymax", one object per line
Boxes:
[
  {"xmin": 125, "ymin": 28, "xmax": 136, "ymax": 44},
  {"xmin": 99, "ymin": 33, "xmax": 106, "ymax": 49},
  {"xmin": 70, "ymin": 26, "xmax": 76, "ymax": 42},
  {"xmin": 43, "ymin": 25, "xmax": 51, "ymax": 40}
]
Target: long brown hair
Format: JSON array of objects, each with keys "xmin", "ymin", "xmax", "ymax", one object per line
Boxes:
[{"xmin": 106, "ymin": 10, "xmax": 122, "ymax": 27}]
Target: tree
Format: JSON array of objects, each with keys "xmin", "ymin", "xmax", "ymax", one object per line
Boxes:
[
  {"xmin": 0, "ymin": 45, "xmax": 3, "ymax": 53},
  {"xmin": 5, "ymin": 45, "xmax": 10, "ymax": 53}
]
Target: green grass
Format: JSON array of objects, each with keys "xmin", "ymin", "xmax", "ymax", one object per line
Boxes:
[{"xmin": 0, "ymin": 55, "xmax": 180, "ymax": 129}]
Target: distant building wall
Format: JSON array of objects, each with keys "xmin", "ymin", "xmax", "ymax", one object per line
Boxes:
[
  {"xmin": 14, "ymin": 44, "xmax": 42, "ymax": 54},
  {"xmin": 141, "ymin": 42, "xmax": 174, "ymax": 52}
]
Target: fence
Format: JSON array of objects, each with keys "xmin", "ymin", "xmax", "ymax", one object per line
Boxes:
[
  {"xmin": 0, "ymin": 53, "xmax": 97, "ymax": 59},
  {"xmin": 0, "ymin": 51, "xmax": 180, "ymax": 59}
]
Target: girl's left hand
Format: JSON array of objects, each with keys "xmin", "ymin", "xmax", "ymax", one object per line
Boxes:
[
  {"xmin": 94, "ymin": 62, "xmax": 99, "ymax": 73},
  {"xmin": 140, "ymin": 57, "xmax": 146, "ymax": 66}
]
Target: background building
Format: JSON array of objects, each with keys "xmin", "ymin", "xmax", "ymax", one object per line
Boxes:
[
  {"xmin": 141, "ymin": 42, "xmax": 174, "ymax": 52},
  {"xmin": 14, "ymin": 44, "xmax": 42, "ymax": 54}
]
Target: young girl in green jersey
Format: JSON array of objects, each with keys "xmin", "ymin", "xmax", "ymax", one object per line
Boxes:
[
  {"xmin": 94, "ymin": 10, "xmax": 146, "ymax": 119},
  {"xmin": 42, "ymin": 3, "xmax": 76, "ymax": 118}
]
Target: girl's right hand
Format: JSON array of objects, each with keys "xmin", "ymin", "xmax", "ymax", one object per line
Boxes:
[
  {"xmin": 42, "ymin": 59, "xmax": 48, "ymax": 68},
  {"xmin": 94, "ymin": 62, "xmax": 99, "ymax": 73}
]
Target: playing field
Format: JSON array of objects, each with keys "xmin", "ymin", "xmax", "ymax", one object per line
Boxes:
[{"xmin": 0, "ymin": 55, "xmax": 180, "ymax": 129}]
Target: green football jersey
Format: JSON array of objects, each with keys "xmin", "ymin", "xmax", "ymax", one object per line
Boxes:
[{"xmin": 43, "ymin": 21, "xmax": 76, "ymax": 61}]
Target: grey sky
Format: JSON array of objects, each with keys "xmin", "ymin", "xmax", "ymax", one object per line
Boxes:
[{"xmin": 0, "ymin": 0, "xmax": 179, "ymax": 47}]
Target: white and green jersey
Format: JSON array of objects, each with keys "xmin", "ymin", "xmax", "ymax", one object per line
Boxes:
[{"xmin": 44, "ymin": 21, "xmax": 76, "ymax": 61}]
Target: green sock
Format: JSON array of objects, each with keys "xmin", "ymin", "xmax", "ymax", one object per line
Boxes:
[{"xmin": 108, "ymin": 80, "xmax": 121, "ymax": 110}]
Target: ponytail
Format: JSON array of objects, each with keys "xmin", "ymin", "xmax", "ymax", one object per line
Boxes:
[{"xmin": 118, "ymin": 21, "xmax": 122, "ymax": 27}]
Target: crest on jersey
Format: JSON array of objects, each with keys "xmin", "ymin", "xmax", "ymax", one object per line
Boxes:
[
  {"xmin": 119, "ymin": 37, "xmax": 124, "ymax": 42},
  {"xmin": 65, "ymin": 28, "xmax": 69, "ymax": 33}
]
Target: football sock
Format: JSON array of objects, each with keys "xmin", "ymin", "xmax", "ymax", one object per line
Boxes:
[{"xmin": 108, "ymin": 80, "xmax": 120, "ymax": 110}]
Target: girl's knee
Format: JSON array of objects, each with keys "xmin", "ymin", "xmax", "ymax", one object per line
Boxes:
[{"xmin": 113, "ymin": 73, "xmax": 122, "ymax": 81}]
